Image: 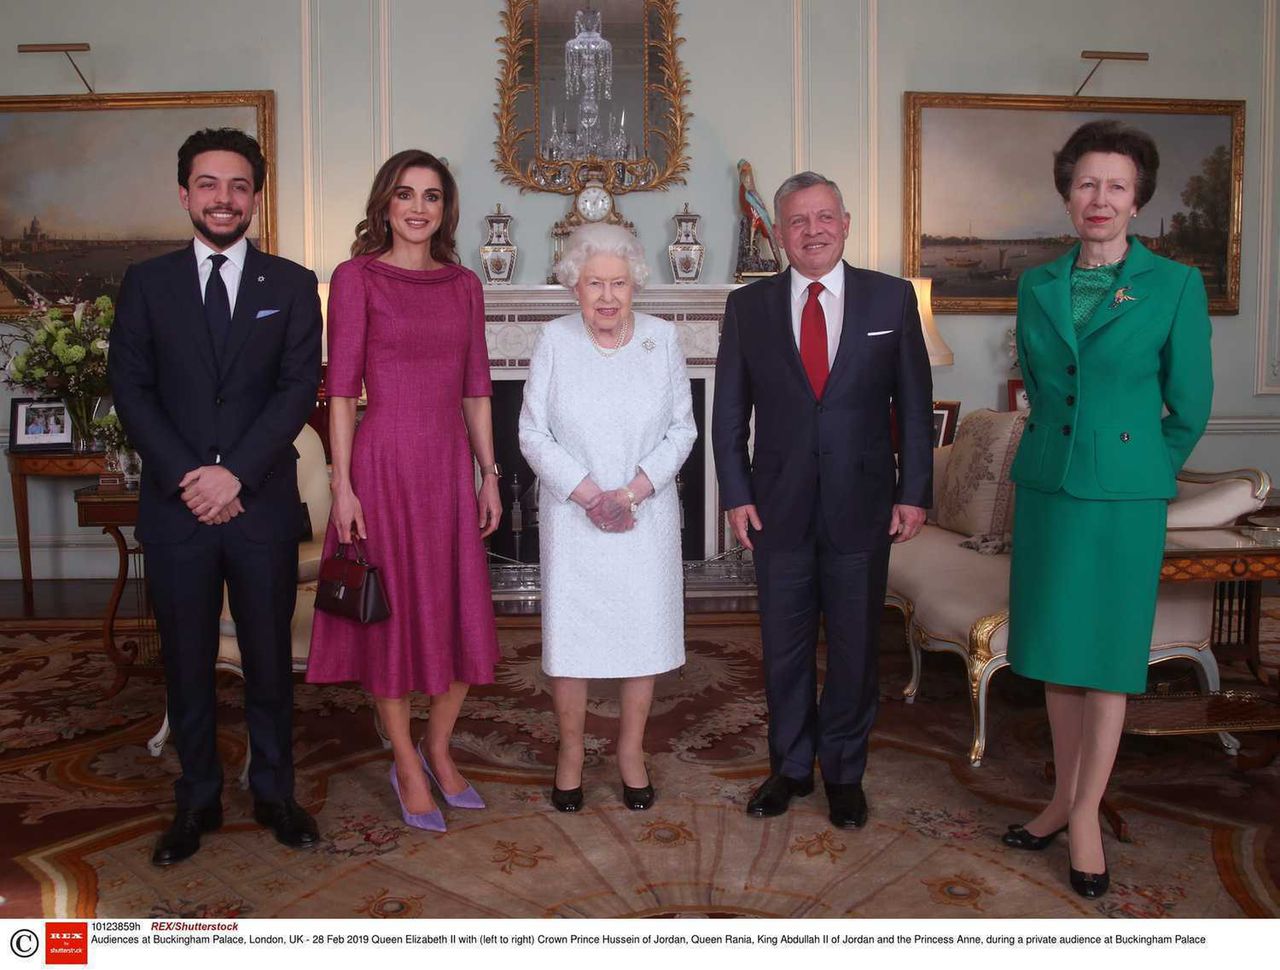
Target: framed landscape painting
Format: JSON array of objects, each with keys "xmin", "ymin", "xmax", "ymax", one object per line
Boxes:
[
  {"xmin": 903, "ymin": 92, "xmax": 1244, "ymax": 315},
  {"xmin": 0, "ymin": 90, "xmax": 275, "ymax": 318}
]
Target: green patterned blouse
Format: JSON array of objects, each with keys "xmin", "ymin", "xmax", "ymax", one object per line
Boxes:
[{"xmin": 1069, "ymin": 261, "xmax": 1124, "ymax": 333}]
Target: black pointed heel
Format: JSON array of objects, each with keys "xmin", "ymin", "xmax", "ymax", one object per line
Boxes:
[{"xmin": 1001, "ymin": 823, "xmax": 1067, "ymax": 850}]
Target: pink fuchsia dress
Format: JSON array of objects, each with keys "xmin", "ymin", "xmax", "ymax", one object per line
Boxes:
[{"xmin": 306, "ymin": 254, "xmax": 499, "ymax": 697}]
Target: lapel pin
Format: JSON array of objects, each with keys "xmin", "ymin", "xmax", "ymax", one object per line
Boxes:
[
  {"xmin": 642, "ymin": 337, "xmax": 656, "ymax": 352},
  {"xmin": 1109, "ymin": 286, "xmax": 1136, "ymax": 310},
  {"xmin": 257, "ymin": 275, "xmax": 265, "ymax": 283}
]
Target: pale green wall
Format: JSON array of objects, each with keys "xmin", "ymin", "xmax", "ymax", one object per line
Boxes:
[{"xmin": 1, "ymin": 0, "xmax": 1277, "ymax": 579}]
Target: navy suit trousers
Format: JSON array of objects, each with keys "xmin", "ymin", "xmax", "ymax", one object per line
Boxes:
[
  {"xmin": 752, "ymin": 506, "xmax": 891, "ymax": 785},
  {"xmin": 146, "ymin": 526, "xmax": 299, "ymax": 810}
]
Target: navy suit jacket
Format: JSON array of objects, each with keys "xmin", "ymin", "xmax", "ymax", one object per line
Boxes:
[
  {"xmin": 108, "ymin": 242, "xmax": 323, "ymax": 544},
  {"xmin": 712, "ymin": 263, "xmax": 933, "ymax": 553}
]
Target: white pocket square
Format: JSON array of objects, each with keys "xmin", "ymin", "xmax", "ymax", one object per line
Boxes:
[
  {"xmin": 866, "ymin": 329, "xmax": 893, "ymax": 336},
  {"xmin": 256, "ymin": 309, "xmax": 280, "ymax": 319}
]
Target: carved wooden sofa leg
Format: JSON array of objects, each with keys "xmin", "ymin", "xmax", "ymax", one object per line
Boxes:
[{"xmin": 966, "ymin": 611, "xmax": 1010, "ymax": 767}]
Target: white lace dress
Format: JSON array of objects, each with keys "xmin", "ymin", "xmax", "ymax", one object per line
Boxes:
[{"xmin": 519, "ymin": 312, "xmax": 696, "ymax": 678}]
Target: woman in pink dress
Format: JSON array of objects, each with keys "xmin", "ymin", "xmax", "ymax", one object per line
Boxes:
[{"xmin": 308, "ymin": 150, "xmax": 501, "ymax": 831}]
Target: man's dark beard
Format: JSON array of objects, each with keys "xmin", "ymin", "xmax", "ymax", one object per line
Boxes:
[{"xmin": 191, "ymin": 210, "xmax": 252, "ymax": 249}]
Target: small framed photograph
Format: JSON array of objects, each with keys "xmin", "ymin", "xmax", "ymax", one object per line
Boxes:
[
  {"xmin": 932, "ymin": 400, "xmax": 961, "ymax": 448},
  {"xmin": 8, "ymin": 398, "xmax": 73, "ymax": 452},
  {"xmin": 1007, "ymin": 378, "xmax": 1029, "ymax": 411}
]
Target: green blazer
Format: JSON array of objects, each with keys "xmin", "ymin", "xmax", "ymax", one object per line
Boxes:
[{"xmin": 1009, "ymin": 237, "xmax": 1213, "ymax": 500}]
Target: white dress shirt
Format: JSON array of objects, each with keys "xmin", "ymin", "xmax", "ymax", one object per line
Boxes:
[
  {"xmin": 193, "ymin": 236, "xmax": 248, "ymax": 316},
  {"xmin": 788, "ymin": 262, "xmax": 845, "ymax": 368}
]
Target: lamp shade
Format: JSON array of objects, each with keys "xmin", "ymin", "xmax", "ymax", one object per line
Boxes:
[{"xmin": 908, "ymin": 277, "xmax": 954, "ymax": 367}]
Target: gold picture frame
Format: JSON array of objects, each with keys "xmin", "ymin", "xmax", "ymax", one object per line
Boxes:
[
  {"xmin": 903, "ymin": 91, "xmax": 1244, "ymax": 315},
  {"xmin": 0, "ymin": 90, "xmax": 276, "ymax": 317},
  {"xmin": 492, "ymin": 0, "xmax": 691, "ymax": 195}
]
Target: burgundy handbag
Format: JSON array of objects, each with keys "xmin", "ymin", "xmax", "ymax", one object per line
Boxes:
[{"xmin": 314, "ymin": 539, "xmax": 391, "ymax": 624}]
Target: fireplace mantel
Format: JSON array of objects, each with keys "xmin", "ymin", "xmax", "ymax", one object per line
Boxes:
[{"xmin": 483, "ymin": 283, "xmax": 737, "ymax": 370}]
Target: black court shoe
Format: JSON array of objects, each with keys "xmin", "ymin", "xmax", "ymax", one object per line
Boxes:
[
  {"xmin": 621, "ymin": 777, "xmax": 655, "ymax": 811},
  {"xmin": 1001, "ymin": 823, "xmax": 1067, "ymax": 851},
  {"xmin": 1069, "ymin": 843, "xmax": 1110, "ymax": 899},
  {"xmin": 551, "ymin": 785, "xmax": 584, "ymax": 813}
]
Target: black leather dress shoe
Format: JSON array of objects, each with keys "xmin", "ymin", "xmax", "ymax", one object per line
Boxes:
[
  {"xmin": 621, "ymin": 778, "xmax": 655, "ymax": 811},
  {"xmin": 551, "ymin": 785, "xmax": 584, "ymax": 813},
  {"xmin": 746, "ymin": 774, "xmax": 814, "ymax": 817},
  {"xmin": 1002, "ymin": 823, "xmax": 1066, "ymax": 851},
  {"xmin": 253, "ymin": 798, "xmax": 319, "ymax": 848},
  {"xmin": 824, "ymin": 783, "xmax": 868, "ymax": 829},
  {"xmin": 1069, "ymin": 865, "xmax": 1110, "ymax": 899},
  {"xmin": 152, "ymin": 802, "xmax": 223, "ymax": 867}
]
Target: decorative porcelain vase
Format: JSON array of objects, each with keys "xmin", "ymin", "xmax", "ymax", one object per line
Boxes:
[
  {"xmin": 667, "ymin": 202, "xmax": 704, "ymax": 283},
  {"xmin": 480, "ymin": 204, "xmax": 517, "ymax": 284}
]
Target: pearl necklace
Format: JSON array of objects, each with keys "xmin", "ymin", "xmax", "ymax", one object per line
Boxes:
[
  {"xmin": 1076, "ymin": 247, "xmax": 1128, "ymax": 270},
  {"xmin": 584, "ymin": 313, "xmax": 632, "ymax": 358}
]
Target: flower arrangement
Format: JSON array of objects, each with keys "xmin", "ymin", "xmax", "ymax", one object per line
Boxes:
[
  {"xmin": 1005, "ymin": 326, "xmax": 1019, "ymax": 371},
  {"xmin": 2, "ymin": 296, "xmax": 114, "ymax": 446}
]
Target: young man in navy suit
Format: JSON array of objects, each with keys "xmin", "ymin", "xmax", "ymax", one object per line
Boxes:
[
  {"xmin": 712, "ymin": 172, "xmax": 932, "ymax": 827},
  {"xmin": 109, "ymin": 128, "xmax": 323, "ymax": 865}
]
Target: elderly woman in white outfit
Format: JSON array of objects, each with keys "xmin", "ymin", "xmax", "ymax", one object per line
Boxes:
[{"xmin": 519, "ymin": 224, "xmax": 696, "ymax": 813}]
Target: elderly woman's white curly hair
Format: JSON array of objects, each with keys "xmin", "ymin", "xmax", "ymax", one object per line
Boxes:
[{"xmin": 554, "ymin": 223, "xmax": 650, "ymax": 289}]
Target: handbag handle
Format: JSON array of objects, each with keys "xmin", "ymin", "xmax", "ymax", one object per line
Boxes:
[{"xmin": 335, "ymin": 537, "xmax": 370, "ymax": 565}]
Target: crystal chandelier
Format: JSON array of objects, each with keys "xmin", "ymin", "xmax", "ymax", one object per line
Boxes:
[{"xmin": 545, "ymin": 8, "xmax": 633, "ymax": 162}]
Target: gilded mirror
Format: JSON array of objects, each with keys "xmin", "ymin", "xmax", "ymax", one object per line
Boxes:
[{"xmin": 494, "ymin": 0, "xmax": 691, "ymax": 194}]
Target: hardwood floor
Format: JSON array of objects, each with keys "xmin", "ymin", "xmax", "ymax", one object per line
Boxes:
[{"xmin": 0, "ymin": 578, "xmax": 146, "ymax": 624}]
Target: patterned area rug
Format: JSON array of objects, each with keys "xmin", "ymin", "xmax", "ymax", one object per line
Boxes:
[{"xmin": 1, "ymin": 606, "xmax": 1277, "ymax": 919}]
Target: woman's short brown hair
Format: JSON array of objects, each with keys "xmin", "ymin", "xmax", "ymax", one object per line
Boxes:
[
  {"xmin": 1053, "ymin": 120, "xmax": 1160, "ymax": 208},
  {"xmin": 351, "ymin": 149, "xmax": 459, "ymax": 263}
]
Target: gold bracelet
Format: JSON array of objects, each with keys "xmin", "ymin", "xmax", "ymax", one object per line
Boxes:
[{"xmin": 624, "ymin": 487, "xmax": 638, "ymax": 515}]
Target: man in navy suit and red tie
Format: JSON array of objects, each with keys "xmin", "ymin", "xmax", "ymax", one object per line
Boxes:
[
  {"xmin": 109, "ymin": 128, "xmax": 322, "ymax": 865},
  {"xmin": 712, "ymin": 172, "xmax": 932, "ymax": 827}
]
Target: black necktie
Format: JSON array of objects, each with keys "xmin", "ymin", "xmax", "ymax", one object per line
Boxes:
[{"xmin": 204, "ymin": 253, "xmax": 232, "ymax": 359}]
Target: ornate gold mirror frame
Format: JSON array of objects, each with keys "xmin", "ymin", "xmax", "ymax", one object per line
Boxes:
[{"xmin": 493, "ymin": 0, "xmax": 691, "ymax": 195}]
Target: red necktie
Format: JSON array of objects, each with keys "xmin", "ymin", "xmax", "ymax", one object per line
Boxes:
[{"xmin": 800, "ymin": 280, "xmax": 829, "ymax": 398}]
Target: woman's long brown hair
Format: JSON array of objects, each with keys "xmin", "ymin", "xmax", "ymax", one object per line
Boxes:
[{"xmin": 350, "ymin": 149, "xmax": 460, "ymax": 263}]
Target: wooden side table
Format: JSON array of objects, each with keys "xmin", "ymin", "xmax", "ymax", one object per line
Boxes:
[
  {"xmin": 6, "ymin": 448, "xmax": 104, "ymax": 605},
  {"xmin": 1161, "ymin": 526, "xmax": 1280, "ymax": 686},
  {"xmin": 73, "ymin": 484, "xmax": 153, "ymax": 695}
]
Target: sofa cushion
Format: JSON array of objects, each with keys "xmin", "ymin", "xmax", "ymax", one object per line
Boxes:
[
  {"xmin": 935, "ymin": 408, "xmax": 1027, "ymax": 540},
  {"xmin": 925, "ymin": 445, "xmax": 952, "ymax": 524},
  {"xmin": 887, "ymin": 524, "xmax": 1011, "ymax": 658},
  {"xmin": 888, "ymin": 523, "xmax": 1213, "ymax": 663}
]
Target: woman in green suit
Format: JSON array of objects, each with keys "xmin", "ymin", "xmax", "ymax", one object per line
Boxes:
[{"xmin": 1001, "ymin": 120, "xmax": 1213, "ymax": 899}]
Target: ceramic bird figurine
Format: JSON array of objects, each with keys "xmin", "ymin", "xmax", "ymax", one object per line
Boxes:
[{"xmin": 737, "ymin": 159, "xmax": 780, "ymax": 264}]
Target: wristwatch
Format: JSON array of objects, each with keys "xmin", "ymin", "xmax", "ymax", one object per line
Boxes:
[{"xmin": 481, "ymin": 462, "xmax": 503, "ymax": 479}]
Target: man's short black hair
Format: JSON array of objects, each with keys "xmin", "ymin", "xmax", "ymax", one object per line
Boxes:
[{"xmin": 177, "ymin": 128, "xmax": 266, "ymax": 192}]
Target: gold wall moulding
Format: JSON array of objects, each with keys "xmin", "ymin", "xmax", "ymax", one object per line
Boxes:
[{"xmin": 493, "ymin": 0, "xmax": 691, "ymax": 195}]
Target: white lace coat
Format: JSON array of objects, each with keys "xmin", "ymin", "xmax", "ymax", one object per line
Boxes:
[{"xmin": 519, "ymin": 312, "xmax": 696, "ymax": 677}]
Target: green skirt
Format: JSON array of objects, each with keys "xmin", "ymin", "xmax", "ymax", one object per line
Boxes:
[{"xmin": 1007, "ymin": 486, "xmax": 1167, "ymax": 694}]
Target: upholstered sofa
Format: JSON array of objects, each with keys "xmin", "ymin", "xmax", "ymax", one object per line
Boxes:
[
  {"xmin": 885, "ymin": 408, "xmax": 1271, "ymax": 766},
  {"xmin": 146, "ymin": 423, "xmax": 331, "ymax": 778}
]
